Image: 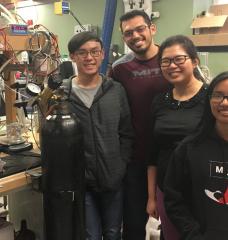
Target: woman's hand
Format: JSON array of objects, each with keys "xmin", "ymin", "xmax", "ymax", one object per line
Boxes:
[{"xmin": 147, "ymin": 197, "xmax": 159, "ymax": 219}]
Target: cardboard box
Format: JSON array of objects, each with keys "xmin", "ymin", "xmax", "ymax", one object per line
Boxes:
[
  {"xmin": 190, "ymin": 33, "xmax": 228, "ymax": 47},
  {"xmin": 190, "ymin": 4, "xmax": 228, "ymax": 47},
  {"xmin": 209, "ymin": 4, "xmax": 228, "ymax": 15},
  {"xmin": 191, "ymin": 15, "xmax": 228, "ymax": 34}
]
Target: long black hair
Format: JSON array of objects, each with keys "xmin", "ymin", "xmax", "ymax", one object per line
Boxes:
[{"xmin": 193, "ymin": 71, "xmax": 228, "ymax": 143}]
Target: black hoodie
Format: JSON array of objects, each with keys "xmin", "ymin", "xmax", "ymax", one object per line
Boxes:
[
  {"xmin": 63, "ymin": 75, "xmax": 134, "ymax": 192},
  {"xmin": 164, "ymin": 130, "xmax": 228, "ymax": 240}
]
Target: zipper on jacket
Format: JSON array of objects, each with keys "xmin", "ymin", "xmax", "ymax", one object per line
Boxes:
[{"xmin": 88, "ymin": 108, "xmax": 99, "ymax": 183}]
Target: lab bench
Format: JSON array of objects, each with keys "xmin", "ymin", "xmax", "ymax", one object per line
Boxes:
[{"xmin": 0, "ymin": 153, "xmax": 43, "ymax": 240}]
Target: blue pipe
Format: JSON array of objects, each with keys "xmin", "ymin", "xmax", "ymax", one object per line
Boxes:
[{"xmin": 100, "ymin": 0, "xmax": 117, "ymax": 75}]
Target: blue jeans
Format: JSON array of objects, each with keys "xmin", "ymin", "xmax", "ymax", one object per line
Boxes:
[{"xmin": 85, "ymin": 187, "xmax": 123, "ymax": 240}]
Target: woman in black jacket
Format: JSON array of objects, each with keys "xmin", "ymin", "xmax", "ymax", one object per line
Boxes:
[
  {"xmin": 147, "ymin": 35, "xmax": 207, "ymax": 240},
  {"xmin": 164, "ymin": 71, "xmax": 228, "ymax": 240}
]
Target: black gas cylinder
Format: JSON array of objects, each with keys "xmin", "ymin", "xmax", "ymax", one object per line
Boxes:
[
  {"xmin": 41, "ymin": 100, "xmax": 85, "ymax": 240},
  {"xmin": 41, "ymin": 100, "xmax": 84, "ymax": 192}
]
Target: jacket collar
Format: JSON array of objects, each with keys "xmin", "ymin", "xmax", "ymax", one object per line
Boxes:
[{"xmin": 63, "ymin": 74, "xmax": 113, "ymax": 102}]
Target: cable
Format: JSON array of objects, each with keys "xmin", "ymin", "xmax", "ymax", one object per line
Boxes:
[
  {"xmin": 30, "ymin": 107, "xmax": 40, "ymax": 150},
  {"xmin": 69, "ymin": 10, "xmax": 86, "ymax": 31},
  {"xmin": 0, "ymin": 77, "xmax": 5, "ymax": 102},
  {"xmin": 11, "ymin": 12, "xmax": 27, "ymax": 24},
  {"xmin": 0, "ymin": 28, "xmax": 22, "ymax": 55},
  {"xmin": 4, "ymin": 81, "xmax": 29, "ymax": 99},
  {"xmin": 0, "ymin": 51, "xmax": 23, "ymax": 74},
  {"xmin": 0, "ymin": 3, "xmax": 15, "ymax": 23},
  {"xmin": 30, "ymin": 30, "xmax": 51, "ymax": 55},
  {"xmin": 1, "ymin": 12, "xmax": 14, "ymax": 24}
]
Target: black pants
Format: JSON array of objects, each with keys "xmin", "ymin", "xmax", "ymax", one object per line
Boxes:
[{"xmin": 122, "ymin": 161, "xmax": 148, "ymax": 240}]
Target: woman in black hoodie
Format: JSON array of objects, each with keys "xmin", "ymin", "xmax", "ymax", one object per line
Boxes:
[{"xmin": 164, "ymin": 71, "xmax": 228, "ymax": 240}]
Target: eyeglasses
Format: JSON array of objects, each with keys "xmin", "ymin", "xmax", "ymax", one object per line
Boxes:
[
  {"xmin": 160, "ymin": 55, "xmax": 190, "ymax": 67},
  {"xmin": 75, "ymin": 49, "xmax": 102, "ymax": 58},
  {"xmin": 210, "ymin": 92, "xmax": 228, "ymax": 103},
  {"xmin": 122, "ymin": 25, "xmax": 149, "ymax": 38}
]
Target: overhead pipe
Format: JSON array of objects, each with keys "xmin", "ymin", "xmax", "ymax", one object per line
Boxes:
[{"xmin": 100, "ymin": 0, "xmax": 117, "ymax": 75}]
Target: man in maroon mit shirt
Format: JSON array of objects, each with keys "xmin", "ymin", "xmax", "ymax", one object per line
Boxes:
[{"xmin": 109, "ymin": 10, "xmax": 169, "ymax": 240}]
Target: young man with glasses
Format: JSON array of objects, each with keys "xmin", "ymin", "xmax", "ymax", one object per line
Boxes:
[
  {"xmin": 109, "ymin": 10, "xmax": 169, "ymax": 240},
  {"xmin": 65, "ymin": 31, "xmax": 134, "ymax": 240}
]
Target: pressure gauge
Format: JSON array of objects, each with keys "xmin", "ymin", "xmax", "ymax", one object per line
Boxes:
[{"xmin": 26, "ymin": 82, "xmax": 41, "ymax": 96}]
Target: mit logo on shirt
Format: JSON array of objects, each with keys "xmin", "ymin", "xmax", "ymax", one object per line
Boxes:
[{"xmin": 210, "ymin": 161, "xmax": 228, "ymax": 179}]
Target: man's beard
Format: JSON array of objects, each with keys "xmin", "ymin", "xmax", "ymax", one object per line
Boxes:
[
  {"xmin": 127, "ymin": 40, "xmax": 151, "ymax": 55},
  {"xmin": 132, "ymin": 47, "xmax": 148, "ymax": 55}
]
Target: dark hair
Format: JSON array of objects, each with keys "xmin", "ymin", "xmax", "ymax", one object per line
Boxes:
[
  {"xmin": 119, "ymin": 10, "xmax": 151, "ymax": 32},
  {"xmin": 68, "ymin": 31, "xmax": 103, "ymax": 54},
  {"xmin": 194, "ymin": 71, "xmax": 228, "ymax": 142},
  {"xmin": 158, "ymin": 35, "xmax": 205, "ymax": 81}
]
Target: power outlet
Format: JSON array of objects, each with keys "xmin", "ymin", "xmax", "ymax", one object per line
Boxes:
[
  {"xmin": 74, "ymin": 24, "xmax": 98, "ymax": 35},
  {"xmin": 151, "ymin": 11, "xmax": 160, "ymax": 18}
]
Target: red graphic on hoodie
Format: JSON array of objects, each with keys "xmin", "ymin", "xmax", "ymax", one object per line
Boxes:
[{"xmin": 205, "ymin": 187, "xmax": 228, "ymax": 205}]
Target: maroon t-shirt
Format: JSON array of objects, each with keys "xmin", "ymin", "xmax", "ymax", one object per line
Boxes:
[{"xmin": 110, "ymin": 52, "xmax": 169, "ymax": 163}]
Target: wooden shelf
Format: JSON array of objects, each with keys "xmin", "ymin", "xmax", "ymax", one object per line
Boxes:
[
  {"xmin": 0, "ymin": 167, "xmax": 41, "ymax": 195},
  {"xmin": 190, "ymin": 33, "xmax": 228, "ymax": 47},
  {"xmin": 0, "ymin": 34, "xmax": 32, "ymax": 51}
]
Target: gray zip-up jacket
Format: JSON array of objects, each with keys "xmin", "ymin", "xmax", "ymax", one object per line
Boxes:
[{"xmin": 63, "ymin": 75, "xmax": 134, "ymax": 192}]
